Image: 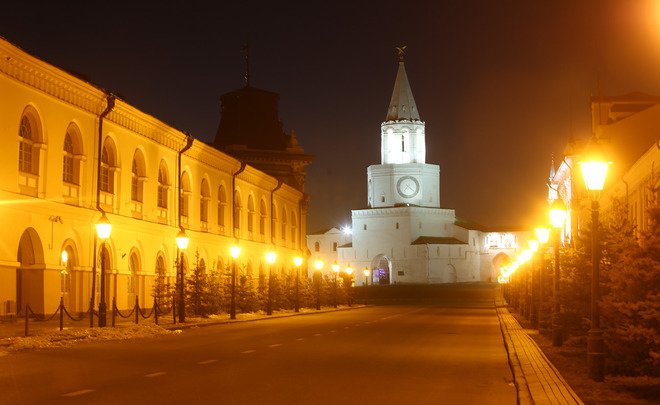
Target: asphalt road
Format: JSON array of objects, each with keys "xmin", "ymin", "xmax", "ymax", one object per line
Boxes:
[{"xmin": 0, "ymin": 285, "xmax": 517, "ymax": 404}]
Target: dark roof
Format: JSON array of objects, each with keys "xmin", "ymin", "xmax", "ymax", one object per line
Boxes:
[
  {"xmin": 412, "ymin": 237, "xmax": 466, "ymax": 245},
  {"xmin": 338, "ymin": 242, "xmax": 352, "ymax": 248}
]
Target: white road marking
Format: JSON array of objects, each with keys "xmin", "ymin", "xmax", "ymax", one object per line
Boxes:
[
  {"xmin": 344, "ymin": 326, "xmax": 350, "ymax": 329},
  {"xmin": 144, "ymin": 372, "xmax": 167, "ymax": 378},
  {"xmin": 296, "ymin": 338, "xmax": 304, "ymax": 341},
  {"xmin": 330, "ymin": 330, "xmax": 337, "ymax": 333},
  {"xmin": 198, "ymin": 359, "xmax": 217, "ymax": 365},
  {"xmin": 314, "ymin": 333, "xmax": 322, "ymax": 336},
  {"xmin": 241, "ymin": 349, "xmax": 256, "ymax": 354},
  {"xmin": 269, "ymin": 343, "xmax": 283, "ymax": 348},
  {"xmin": 62, "ymin": 389, "xmax": 94, "ymax": 397}
]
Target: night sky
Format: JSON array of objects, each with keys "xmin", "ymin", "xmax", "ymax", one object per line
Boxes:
[{"xmin": 3, "ymin": 1, "xmax": 660, "ymax": 232}]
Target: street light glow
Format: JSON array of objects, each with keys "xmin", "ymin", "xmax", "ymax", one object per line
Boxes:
[
  {"xmin": 580, "ymin": 161, "xmax": 610, "ymax": 191},
  {"xmin": 549, "ymin": 201, "xmax": 566, "ymax": 229},
  {"xmin": 314, "ymin": 259, "xmax": 324, "ymax": 270},
  {"xmin": 96, "ymin": 213, "xmax": 112, "ymax": 239},
  {"xmin": 293, "ymin": 256, "xmax": 303, "ymax": 267},
  {"xmin": 176, "ymin": 228, "xmax": 190, "ymax": 250},
  {"xmin": 535, "ymin": 227, "xmax": 550, "ymax": 244},
  {"xmin": 266, "ymin": 251, "xmax": 277, "ymax": 264},
  {"xmin": 332, "ymin": 262, "xmax": 340, "ymax": 273},
  {"xmin": 230, "ymin": 245, "xmax": 241, "ymax": 259}
]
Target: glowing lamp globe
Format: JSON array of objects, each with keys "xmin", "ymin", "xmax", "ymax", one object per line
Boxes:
[
  {"xmin": 230, "ymin": 245, "xmax": 241, "ymax": 259},
  {"xmin": 96, "ymin": 214, "xmax": 112, "ymax": 239},
  {"xmin": 535, "ymin": 227, "xmax": 550, "ymax": 244},
  {"xmin": 549, "ymin": 201, "xmax": 566, "ymax": 229},
  {"xmin": 580, "ymin": 161, "xmax": 609, "ymax": 191},
  {"xmin": 314, "ymin": 259, "xmax": 324, "ymax": 270},
  {"xmin": 528, "ymin": 239, "xmax": 539, "ymax": 253},
  {"xmin": 61, "ymin": 249, "xmax": 69, "ymax": 265},
  {"xmin": 363, "ymin": 268, "xmax": 370, "ymax": 277},
  {"xmin": 346, "ymin": 265, "xmax": 353, "ymax": 275},
  {"xmin": 332, "ymin": 262, "xmax": 340, "ymax": 273},
  {"xmin": 266, "ymin": 251, "xmax": 277, "ymax": 264},
  {"xmin": 293, "ymin": 256, "xmax": 303, "ymax": 267},
  {"xmin": 175, "ymin": 229, "xmax": 190, "ymax": 250}
]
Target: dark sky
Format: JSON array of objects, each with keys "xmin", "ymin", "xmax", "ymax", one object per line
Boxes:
[{"xmin": 3, "ymin": 1, "xmax": 660, "ymax": 232}]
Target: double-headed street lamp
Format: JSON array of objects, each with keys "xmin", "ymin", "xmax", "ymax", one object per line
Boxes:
[
  {"xmin": 266, "ymin": 251, "xmax": 277, "ymax": 315},
  {"xmin": 293, "ymin": 256, "xmax": 303, "ymax": 313},
  {"xmin": 175, "ymin": 227, "xmax": 189, "ymax": 323},
  {"xmin": 96, "ymin": 213, "xmax": 112, "ymax": 327},
  {"xmin": 229, "ymin": 245, "xmax": 241, "ymax": 319},
  {"xmin": 580, "ymin": 142, "xmax": 610, "ymax": 382},
  {"xmin": 549, "ymin": 199, "xmax": 566, "ymax": 346},
  {"xmin": 313, "ymin": 259, "xmax": 323, "ymax": 310}
]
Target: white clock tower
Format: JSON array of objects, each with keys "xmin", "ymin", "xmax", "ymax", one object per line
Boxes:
[{"xmin": 367, "ymin": 51, "xmax": 440, "ymax": 208}]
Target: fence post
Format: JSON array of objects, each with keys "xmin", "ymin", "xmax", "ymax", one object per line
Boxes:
[
  {"xmin": 111, "ymin": 297, "xmax": 116, "ymax": 327},
  {"xmin": 24, "ymin": 305, "xmax": 29, "ymax": 337},
  {"xmin": 135, "ymin": 296, "xmax": 139, "ymax": 325},
  {"xmin": 59, "ymin": 297, "xmax": 64, "ymax": 331},
  {"xmin": 154, "ymin": 298, "xmax": 159, "ymax": 325}
]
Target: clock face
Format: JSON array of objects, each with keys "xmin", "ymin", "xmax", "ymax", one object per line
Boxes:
[{"xmin": 396, "ymin": 176, "xmax": 420, "ymax": 198}]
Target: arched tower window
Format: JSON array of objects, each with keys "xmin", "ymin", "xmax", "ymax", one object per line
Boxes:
[
  {"xmin": 218, "ymin": 185, "xmax": 227, "ymax": 228},
  {"xmin": 281, "ymin": 207, "xmax": 287, "ymax": 242},
  {"xmin": 180, "ymin": 171, "xmax": 191, "ymax": 218},
  {"xmin": 131, "ymin": 150, "xmax": 146, "ymax": 203},
  {"xmin": 247, "ymin": 195, "xmax": 255, "ymax": 234},
  {"xmin": 259, "ymin": 199, "xmax": 267, "ymax": 235}
]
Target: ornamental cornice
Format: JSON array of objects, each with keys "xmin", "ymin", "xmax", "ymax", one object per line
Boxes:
[{"xmin": 352, "ymin": 206, "xmax": 455, "ymax": 218}]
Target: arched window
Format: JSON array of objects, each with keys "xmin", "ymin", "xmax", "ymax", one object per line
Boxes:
[
  {"xmin": 200, "ymin": 179, "xmax": 210, "ymax": 223},
  {"xmin": 180, "ymin": 171, "xmax": 191, "ymax": 218},
  {"xmin": 131, "ymin": 150, "xmax": 146, "ymax": 203},
  {"xmin": 218, "ymin": 185, "xmax": 227, "ymax": 228},
  {"xmin": 291, "ymin": 212, "xmax": 297, "ymax": 245},
  {"xmin": 259, "ymin": 199, "xmax": 267, "ymax": 235},
  {"xmin": 314, "ymin": 241, "xmax": 320, "ymax": 252},
  {"xmin": 271, "ymin": 203, "xmax": 278, "ymax": 242},
  {"xmin": 18, "ymin": 116, "xmax": 35, "ymax": 174},
  {"xmin": 100, "ymin": 141, "xmax": 116, "ymax": 194},
  {"xmin": 233, "ymin": 190, "xmax": 241, "ymax": 232},
  {"xmin": 157, "ymin": 161, "xmax": 169, "ymax": 209},
  {"xmin": 63, "ymin": 132, "xmax": 75, "ymax": 184},
  {"xmin": 281, "ymin": 207, "xmax": 287, "ymax": 241},
  {"xmin": 154, "ymin": 254, "xmax": 169, "ymax": 304},
  {"xmin": 128, "ymin": 251, "xmax": 140, "ymax": 294},
  {"xmin": 247, "ymin": 195, "xmax": 255, "ymax": 233}
]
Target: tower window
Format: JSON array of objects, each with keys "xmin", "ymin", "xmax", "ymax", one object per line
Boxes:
[
  {"xmin": 396, "ymin": 222, "xmax": 399, "ymax": 229},
  {"xmin": 363, "ymin": 224, "xmax": 367, "ymax": 230},
  {"xmin": 381, "ymin": 196, "xmax": 385, "ymax": 203}
]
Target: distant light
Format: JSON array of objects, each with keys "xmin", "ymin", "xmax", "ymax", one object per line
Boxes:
[
  {"xmin": 341, "ymin": 225, "xmax": 352, "ymax": 235},
  {"xmin": 293, "ymin": 256, "xmax": 303, "ymax": 267},
  {"xmin": 230, "ymin": 245, "xmax": 241, "ymax": 259},
  {"xmin": 266, "ymin": 251, "xmax": 277, "ymax": 264},
  {"xmin": 61, "ymin": 250, "xmax": 69, "ymax": 265}
]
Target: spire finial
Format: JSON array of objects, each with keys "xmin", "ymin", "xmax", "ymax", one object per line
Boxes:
[
  {"xmin": 396, "ymin": 45, "xmax": 407, "ymax": 62},
  {"xmin": 241, "ymin": 43, "xmax": 251, "ymax": 87}
]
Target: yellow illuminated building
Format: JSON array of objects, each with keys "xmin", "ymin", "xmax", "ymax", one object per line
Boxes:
[{"xmin": 0, "ymin": 37, "xmax": 309, "ymax": 316}]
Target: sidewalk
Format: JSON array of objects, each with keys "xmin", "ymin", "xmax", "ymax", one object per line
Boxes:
[{"xmin": 496, "ymin": 304, "xmax": 584, "ymax": 405}]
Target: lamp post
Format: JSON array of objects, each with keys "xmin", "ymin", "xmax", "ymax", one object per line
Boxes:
[
  {"xmin": 313, "ymin": 259, "xmax": 323, "ymax": 310},
  {"xmin": 331, "ymin": 262, "xmax": 340, "ymax": 308},
  {"xmin": 528, "ymin": 239, "xmax": 539, "ymax": 328},
  {"xmin": 293, "ymin": 256, "xmax": 303, "ymax": 312},
  {"xmin": 266, "ymin": 251, "xmax": 277, "ymax": 315},
  {"xmin": 535, "ymin": 227, "xmax": 550, "ymax": 329},
  {"xmin": 96, "ymin": 213, "xmax": 112, "ymax": 327},
  {"xmin": 581, "ymin": 147, "xmax": 610, "ymax": 382},
  {"xmin": 61, "ymin": 249, "xmax": 69, "ymax": 299},
  {"xmin": 345, "ymin": 265, "xmax": 353, "ymax": 306},
  {"xmin": 549, "ymin": 200, "xmax": 566, "ymax": 346},
  {"xmin": 229, "ymin": 245, "xmax": 240, "ymax": 319},
  {"xmin": 175, "ymin": 227, "xmax": 189, "ymax": 323}
]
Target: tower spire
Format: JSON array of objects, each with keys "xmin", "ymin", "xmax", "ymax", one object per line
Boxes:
[{"xmin": 386, "ymin": 45, "xmax": 420, "ymax": 122}]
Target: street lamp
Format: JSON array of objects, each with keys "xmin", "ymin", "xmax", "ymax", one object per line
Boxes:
[
  {"xmin": 266, "ymin": 251, "xmax": 277, "ymax": 315},
  {"xmin": 96, "ymin": 213, "xmax": 112, "ymax": 327},
  {"xmin": 580, "ymin": 142, "xmax": 610, "ymax": 382},
  {"xmin": 549, "ymin": 199, "xmax": 566, "ymax": 346},
  {"xmin": 332, "ymin": 262, "xmax": 340, "ymax": 308},
  {"xmin": 293, "ymin": 256, "xmax": 303, "ymax": 312},
  {"xmin": 535, "ymin": 227, "xmax": 550, "ymax": 329},
  {"xmin": 313, "ymin": 259, "xmax": 323, "ymax": 310},
  {"xmin": 61, "ymin": 249, "xmax": 69, "ymax": 299},
  {"xmin": 345, "ymin": 265, "xmax": 353, "ymax": 306},
  {"xmin": 229, "ymin": 245, "xmax": 240, "ymax": 319},
  {"xmin": 175, "ymin": 227, "xmax": 189, "ymax": 323},
  {"xmin": 528, "ymin": 239, "xmax": 539, "ymax": 327}
]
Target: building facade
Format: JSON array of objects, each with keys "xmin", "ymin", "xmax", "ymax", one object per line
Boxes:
[{"xmin": 0, "ymin": 37, "xmax": 308, "ymax": 316}]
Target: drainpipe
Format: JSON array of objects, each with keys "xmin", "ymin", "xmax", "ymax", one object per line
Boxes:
[
  {"xmin": 270, "ymin": 180, "xmax": 283, "ymax": 245},
  {"xmin": 177, "ymin": 134, "xmax": 194, "ymax": 230},
  {"xmin": 232, "ymin": 162, "xmax": 247, "ymax": 238},
  {"xmin": 96, "ymin": 94, "xmax": 115, "ymax": 214}
]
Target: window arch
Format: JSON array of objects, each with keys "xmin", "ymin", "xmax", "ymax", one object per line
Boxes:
[
  {"xmin": 271, "ymin": 202, "xmax": 278, "ymax": 242},
  {"xmin": 157, "ymin": 160, "xmax": 169, "ymax": 209},
  {"xmin": 314, "ymin": 241, "xmax": 320, "ymax": 252},
  {"xmin": 291, "ymin": 212, "xmax": 297, "ymax": 245},
  {"xmin": 180, "ymin": 171, "xmax": 191, "ymax": 218},
  {"xmin": 281, "ymin": 207, "xmax": 287, "ymax": 242},
  {"xmin": 131, "ymin": 150, "xmax": 146, "ymax": 203},
  {"xmin": 218, "ymin": 185, "xmax": 227, "ymax": 228},
  {"xmin": 233, "ymin": 190, "xmax": 242, "ymax": 233},
  {"xmin": 200, "ymin": 178, "xmax": 210, "ymax": 224},
  {"xmin": 18, "ymin": 113, "xmax": 42, "ymax": 175},
  {"xmin": 100, "ymin": 139, "xmax": 117, "ymax": 194},
  {"xmin": 128, "ymin": 251, "xmax": 140, "ymax": 295},
  {"xmin": 62, "ymin": 126, "xmax": 82, "ymax": 185},
  {"xmin": 247, "ymin": 195, "xmax": 255, "ymax": 234},
  {"xmin": 259, "ymin": 199, "xmax": 267, "ymax": 235}
]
